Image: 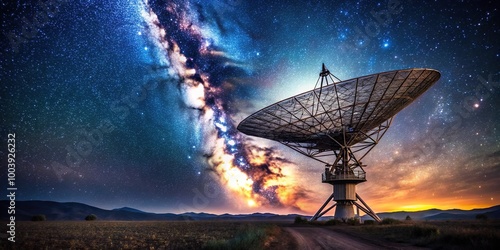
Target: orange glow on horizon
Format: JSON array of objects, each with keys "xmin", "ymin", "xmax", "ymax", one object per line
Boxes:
[{"xmin": 379, "ymin": 200, "xmax": 498, "ymax": 212}]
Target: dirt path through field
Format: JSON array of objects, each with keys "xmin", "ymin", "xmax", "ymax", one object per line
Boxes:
[{"xmin": 284, "ymin": 226, "xmax": 427, "ymax": 250}]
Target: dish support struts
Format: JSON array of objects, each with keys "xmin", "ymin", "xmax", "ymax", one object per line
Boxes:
[
  {"xmin": 306, "ymin": 65, "xmax": 390, "ymax": 222},
  {"xmin": 237, "ymin": 64, "xmax": 441, "ymax": 222}
]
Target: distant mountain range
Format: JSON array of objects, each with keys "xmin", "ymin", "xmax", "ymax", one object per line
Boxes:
[
  {"xmin": 361, "ymin": 205, "xmax": 500, "ymax": 221},
  {"xmin": 1, "ymin": 200, "xmax": 499, "ymax": 221},
  {"xmin": 0, "ymin": 200, "xmax": 303, "ymax": 221}
]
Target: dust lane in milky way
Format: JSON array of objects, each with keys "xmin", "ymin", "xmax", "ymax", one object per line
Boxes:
[{"xmin": 140, "ymin": 0, "xmax": 310, "ymax": 212}]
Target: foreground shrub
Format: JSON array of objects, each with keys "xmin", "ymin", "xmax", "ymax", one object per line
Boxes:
[
  {"xmin": 294, "ymin": 216, "xmax": 308, "ymax": 224},
  {"xmin": 363, "ymin": 219, "xmax": 376, "ymax": 225},
  {"xmin": 346, "ymin": 217, "xmax": 360, "ymax": 225},
  {"xmin": 31, "ymin": 214, "xmax": 46, "ymax": 221},
  {"xmin": 380, "ymin": 218, "xmax": 401, "ymax": 225},
  {"xmin": 475, "ymin": 213, "xmax": 488, "ymax": 220},
  {"xmin": 409, "ymin": 224, "xmax": 439, "ymax": 238},
  {"xmin": 85, "ymin": 214, "xmax": 97, "ymax": 221}
]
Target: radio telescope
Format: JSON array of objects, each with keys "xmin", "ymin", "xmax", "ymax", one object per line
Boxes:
[{"xmin": 237, "ymin": 64, "xmax": 440, "ymax": 222}]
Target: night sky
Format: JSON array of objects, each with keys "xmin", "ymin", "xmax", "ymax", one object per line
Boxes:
[{"xmin": 1, "ymin": 0, "xmax": 499, "ymax": 214}]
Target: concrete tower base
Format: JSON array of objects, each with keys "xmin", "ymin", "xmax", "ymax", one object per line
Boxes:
[{"xmin": 334, "ymin": 201, "xmax": 355, "ymax": 220}]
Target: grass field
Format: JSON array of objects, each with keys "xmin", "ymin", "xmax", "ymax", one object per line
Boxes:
[
  {"xmin": 3, "ymin": 219, "xmax": 499, "ymax": 249},
  {"xmin": 328, "ymin": 219, "xmax": 500, "ymax": 249},
  {"xmin": 1, "ymin": 221, "xmax": 295, "ymax": 250}
]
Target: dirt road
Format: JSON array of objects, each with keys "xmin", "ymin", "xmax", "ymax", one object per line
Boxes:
[{"xmin": 284, "ymin": 226, "xmax": 427, "ymax": 250}]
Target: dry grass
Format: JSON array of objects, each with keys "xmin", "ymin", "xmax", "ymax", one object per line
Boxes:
[
  {"xmin": 1, "ymin": 221, "xmax": 295, "ymax": 250},
  {"xmin": 337, "ymin": 219, "xmax": 500, "ymax": 249},
  {"xmin": 203, "ymin": 223, "xmax": 294, "ymax": 250}
]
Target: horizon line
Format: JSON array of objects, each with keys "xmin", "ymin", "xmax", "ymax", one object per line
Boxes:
[{"xmin": 3, "ymin": 199, "xmax": 499, "ymax": 216}]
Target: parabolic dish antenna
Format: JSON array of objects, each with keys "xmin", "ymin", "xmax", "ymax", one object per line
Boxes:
[{"xmin": 238, "ymin": 64, "xmax": 440, "ymax": 222}]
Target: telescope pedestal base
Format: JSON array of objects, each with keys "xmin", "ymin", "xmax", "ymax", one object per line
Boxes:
[
  {"xmin": 334, "ymin": 201, "xmax": 355, "ymax": 220},
  {"xmin": 310, "ymin": 192, "xmax": 381, "ymax": 222}
]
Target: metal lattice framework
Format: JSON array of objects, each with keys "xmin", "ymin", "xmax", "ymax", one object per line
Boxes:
[
  {"xmin": 238, "ymin": 65, "xmax": 440, "ymax": 164},
  {"xmin": 237, "ymin": 64, "xmax": 440, "ymax": 222}
]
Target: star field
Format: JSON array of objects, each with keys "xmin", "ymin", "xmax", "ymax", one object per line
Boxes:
[{"xmin": 0, "ymin": 0, "xmax": 498, "ymax": 213}]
